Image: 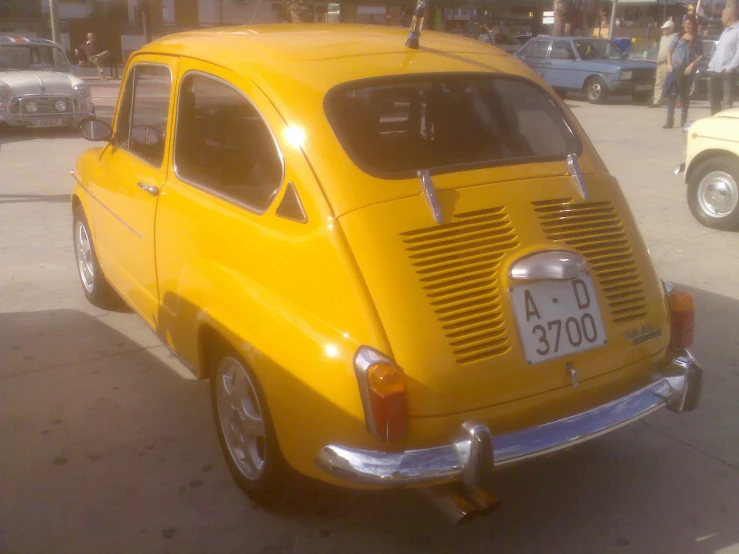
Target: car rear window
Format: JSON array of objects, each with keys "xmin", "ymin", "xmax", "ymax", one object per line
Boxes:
[{"xmin": 325, "ymin": 74, "xmax": 579, "ymax": 179}]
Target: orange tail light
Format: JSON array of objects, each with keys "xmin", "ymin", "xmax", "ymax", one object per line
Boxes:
[
  {"xmin": 354, "ymin": 347, "xmax": 408, "ymax": 442},
  {"xmin": 666, "ymin": 285, "xmax": 694, "ymax": 349}
]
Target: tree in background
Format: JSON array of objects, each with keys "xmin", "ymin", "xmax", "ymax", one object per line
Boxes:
[
  {"xmin": 553, "ymin": 0, "xmax": 567, "ymax": 35},
  {"xmin": 282, "ymin": 0, "xmax": 313, "ymax": 22}
]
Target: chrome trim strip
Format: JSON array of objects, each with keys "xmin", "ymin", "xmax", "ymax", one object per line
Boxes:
[
  {"xmin": 77, "ymin": 177, "xmax": 145, "ymax": 240},
  {"xmin": 171, "ymin": 70, "xmax": 286, "ymax": 216},
  {"xmin": 509, "ymin": 250, "xmax": 585, "ymax": 282},
  {"xmin": 418, "ymin": 169, "xmax": 442, "ymax": 224},
  {"xmin": 316, "ymin": 351, "xmax": 702, "ymax": 486},
  {"xmin": 353, "ymin": 346, "xmax": 389, "ymax": 439},
  {"xmin": 693, "ymin": 134, "xmax": 739, "ymax": 145},
  {"xmin": 567, "ymin": 153, "xmax": 588, "ymax": 200}
]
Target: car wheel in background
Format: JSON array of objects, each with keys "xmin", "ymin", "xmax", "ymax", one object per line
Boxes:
[
  {"xmin": 72, "ymin": 204, "xmax": 118, "ymax": 308},
  {"xmin": 687, "ymin": 156, "xmax": 739, "ymax": 230},
  {"xmin": 209, "ymin": 338, "xmax": 307, "ymax": 509},
  {"xmin": 585, "ymin": 77, "xmax": 608, "ymax": 104}
]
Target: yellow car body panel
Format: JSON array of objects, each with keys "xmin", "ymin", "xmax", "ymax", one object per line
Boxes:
[{"xmin": 72, "ymin": 25, "xmax": 679, "ymax": 486}]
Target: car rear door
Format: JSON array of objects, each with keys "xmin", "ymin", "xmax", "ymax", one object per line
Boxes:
[
  {"xmin": 518, "ymin": 39, "xmax": 551, "ymax": 76},
  {"xmin": 544, "ymin": 40, "xmax": 579, "ymax": 89}
]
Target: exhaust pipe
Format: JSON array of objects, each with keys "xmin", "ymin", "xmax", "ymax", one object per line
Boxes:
[{"xmin": 420, "ymin": 482, "xmax": 500, "ymax": 525}]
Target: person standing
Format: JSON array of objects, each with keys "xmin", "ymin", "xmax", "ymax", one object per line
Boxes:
[
  {"xmin": 564, "ymin": 22, "xmax": 573, "ymax": 36},
  {"xmin": 707, "ymin": 6, "xmax": 739, "ymax": 115},
  {"xmin": 664, "ymin": 15, "xmax": 703, "ymax": 128},
  {"xmin": 651, "ymin": 19, "xmax": 678, "ymax": 108}
]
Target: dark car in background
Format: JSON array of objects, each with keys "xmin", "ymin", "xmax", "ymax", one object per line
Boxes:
[
  {"xmin": 516, "ymin": 36, "xmax": 657, "ymax": 104},
  {"xmin": 688, "ymin": 40, "xmax": 738, "ymax": 98}
]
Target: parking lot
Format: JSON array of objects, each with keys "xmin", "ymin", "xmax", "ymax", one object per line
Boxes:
[{"xmin": 1, "ymin": 88, "xmax": 738, "ymax": 554}]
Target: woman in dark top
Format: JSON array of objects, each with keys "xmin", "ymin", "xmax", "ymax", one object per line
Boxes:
[{"xmin": 664, "ymin": 14, "xmax": 703, "ymax": 128}]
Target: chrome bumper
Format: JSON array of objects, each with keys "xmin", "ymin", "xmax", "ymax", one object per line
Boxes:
[{"xmin": 316, "ymin": 351, "xmax": 703, "ymax": 487}]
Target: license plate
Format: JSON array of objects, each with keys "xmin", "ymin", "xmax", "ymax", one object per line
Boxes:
[
  {"xmin": 26, "ymin": 118, "xmax": 67, "ymax": 128},
  {"xmin": 510, "ymin": 272, "xmax": 607, "ymax": 365},
  {"xmin": 635, "ymin": 85, "xmax": 652, "ymax": 91}
]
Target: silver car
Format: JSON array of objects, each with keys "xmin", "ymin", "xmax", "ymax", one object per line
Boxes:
[{"xmin": 0, "ymin": 36, "xmax": 95, "ymax": 130}]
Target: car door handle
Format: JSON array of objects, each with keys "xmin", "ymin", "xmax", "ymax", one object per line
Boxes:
[{"xmin": 137, "ymin": 183, "xmax": 159, "ymax": 196}]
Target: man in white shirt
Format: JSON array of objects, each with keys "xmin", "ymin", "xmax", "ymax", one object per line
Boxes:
[
  {"xmin": 651, "ymin": 19, "xmax": 678, "ymax": 107},
  {"xmin": 708, "ymin": 6, "xmax": 739, "ymax": 114}
]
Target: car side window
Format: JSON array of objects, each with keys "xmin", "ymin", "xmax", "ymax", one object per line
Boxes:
[
  {"xmin": 174, "ymin": 73, "xmax": 283, "ymax": 211},
  {"xmin": 521, "ymin": 41, "xmax": 550, "ymax": 59},
  {"xmin": 550, "ymin": 40, "xmax": 577, "ymax": 60},
  {"xmin": 128, "ymin": 66, "xmax": 172, "ymax": 166}
]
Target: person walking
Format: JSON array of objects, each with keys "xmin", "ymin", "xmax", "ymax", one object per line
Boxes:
[
  {"xmin": 707, "ymin": 6, "xmax": 739, "ymax": 115},
  {"xmin": 663, "ymin": 14, "xmax": 703, "ymax": 128},
  {"xmin": 651, "ymin": 19, "xmax": 678, "ymax": 108},
  {"xmin": 74, "ymin": 33, "xmax": 110, "ymax": 78}
]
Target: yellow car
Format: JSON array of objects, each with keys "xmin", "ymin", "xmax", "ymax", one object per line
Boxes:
[{"xmin": 72, "ymin": 24, "xmax": 702, "ymax": 522}]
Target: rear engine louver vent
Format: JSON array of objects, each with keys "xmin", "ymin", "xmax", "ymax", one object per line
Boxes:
[
  {"xmin": 401, "ymin": 207, "xmax": 520, "ymax": 364},
  {"xmin": 533, "ymin": 198, "xmax": 648, "ymax": 324}
]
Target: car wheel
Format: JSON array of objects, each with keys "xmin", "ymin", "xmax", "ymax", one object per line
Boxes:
[
  {"xmin": 209, "ymin": 339, "xmax": 306, "ymax": 509},
  {"xmin": 687, "ymin": 156, "xmax": 739, "ymax": 230},
  {"xmin": 585, "ymin": 77, "xmax": 608, "ymax": 104},
  {"xmin": 72, "ymin": 204, "xmax": 117, "ymax": 308}
]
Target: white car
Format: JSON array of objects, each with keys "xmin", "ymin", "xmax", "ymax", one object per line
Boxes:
[
  {"xmin": 676, "ymin": 109, "xmax": 739, "ymax": 230},
  {"xmin": 0, "ymin": 36, "xmax": 95, "ymax": 130}
]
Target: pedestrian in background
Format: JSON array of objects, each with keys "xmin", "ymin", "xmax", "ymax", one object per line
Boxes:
[
  {"xmin": 707, "ymin": 6, "xmax": 739, "ymax": 115},
  {"xmin": 663, "ymin": 14, "xmax": 703, "ymax": 128},
  {"xmin": 564, "ymin": 22, "xmax": 573, "ymax": 36},
  {"xmin": 651, "ymin": 19, "xmax": 678, "ymax": 108},
  {"xmin": 74, "ymin": 33, "xmax": 110, "ymax": 78}
]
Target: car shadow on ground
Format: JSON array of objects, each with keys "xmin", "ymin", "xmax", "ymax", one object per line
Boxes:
[
  {"xmin": 0, "ymin": 287, "xmax": 737, "ymax": 553},
  {"xmin": 0, "ymin": 125, "xmax": 81, "ymax": 149},
  {"xmin": 0, "ymin": 193, "xmax": 71, "ymax": 204}
]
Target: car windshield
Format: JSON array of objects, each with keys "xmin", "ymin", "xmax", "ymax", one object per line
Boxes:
[
  {"xmin": 573, "ymin": 39, "xmax": 624, "ymax": 60},
  {"xmin": 0, "ymin": 45, "xmax": 71, "ymax": 72},
  {"xmin": 325, "ymin": 75, "xmax": 579, "ymax": 178}
]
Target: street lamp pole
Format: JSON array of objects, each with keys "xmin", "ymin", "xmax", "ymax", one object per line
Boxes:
[{"xmin": 49, "ymin": 0, "xmax": 61, "ymax": 44}]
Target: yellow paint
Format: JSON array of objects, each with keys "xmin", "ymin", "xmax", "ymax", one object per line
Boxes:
[{"xmin": 73, "ymin": 25, "xmax": 673, "ymax": 486}]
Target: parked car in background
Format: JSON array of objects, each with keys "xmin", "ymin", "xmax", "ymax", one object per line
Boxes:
[
  {"xmin": 514, "ymin": 34, "xmax": 533, "ymax": 45},
  {"xmin": 489, "ymin": 33, "xmax": 521, "ymax": 54},
  {"xmin": 0, "ymin": 36, "xmax": 94, "ymax": 130},
  {"xmin": 676, "ymin": 109, "xmax": 739, "ymax": 229},
  {"xmin": 688, "ymin": 40, "xmax": 738, "ymax": 98},
  {"xmin": 516, "ymin": 36, "xmax": 657, "ymax": 104},
  {"xmin": 72, "ymin": 24, "xmax": 702, "ymax": 522}
]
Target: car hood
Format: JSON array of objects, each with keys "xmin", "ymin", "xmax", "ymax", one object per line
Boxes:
[
  {"xmin": 716, "ymin": 108, "xmax": 739, "ymax": 119},
  {"xmin": 0, "ymin": 70, "xmax": 82, "ymax": 95}
]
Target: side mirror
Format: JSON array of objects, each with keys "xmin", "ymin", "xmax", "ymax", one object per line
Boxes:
[{"xmin": 80, "ymin": 119, "xmax": 112, "ymax": 142}]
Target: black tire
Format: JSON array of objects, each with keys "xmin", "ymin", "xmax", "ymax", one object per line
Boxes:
[
  {"xmin": 687, "ymin": 156, "xmax": 739, "ymax": 230},
  {"xmin": 585, "ymin": 77, "xmax": 608, "ymax": 104},
  {"xmin": 72, "ymin": 204, "xmax": 117, "ymax": 308},
  {"xmin": 208, "ymin": 338, "xmax": 307, "ymax": 509},
  {"xmin": 632, "ymin": 91, "xmax": 652, "ymax": 105}
]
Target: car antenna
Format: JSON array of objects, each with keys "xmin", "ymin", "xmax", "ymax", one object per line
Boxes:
[{"xmin": 405, "ymin": 0, "xmax": 426, "ymax": 49}]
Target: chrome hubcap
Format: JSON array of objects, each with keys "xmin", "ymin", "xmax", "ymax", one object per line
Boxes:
[
  {"xmin": 74, "ymin": 221, "xmax": 95, "ymax": 293},
  {"xmin": 589, "ymin": 83, "xmax": 602, "ymax": 100},
  {"xmin": 698, "ymin": 171, "xmax": 738, "ymax": 219},
  {"xmin": 215, "ymin": 357, "xmax": 266, "ymax": 480}
]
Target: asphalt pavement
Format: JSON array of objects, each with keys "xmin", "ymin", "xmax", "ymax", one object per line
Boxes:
[{"xmin": 1, "ymin": 90, "xmax": 738, "ymax": 554}]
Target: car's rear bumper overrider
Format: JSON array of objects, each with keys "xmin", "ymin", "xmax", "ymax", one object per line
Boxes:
[{"xmin": 315, "ymin": 350, "xmax": 702, "ymax": 487}]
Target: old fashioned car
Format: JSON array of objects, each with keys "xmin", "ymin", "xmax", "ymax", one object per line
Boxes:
[
  {"xmin": 675, "ymin": 109, "xmax": 739, "ymax": 230},
  {"xmin": 71, "ymin": 24, "xmax": 702, "ymax": 523},
  {"xmin": 0, "ymin": 36, "xmax": 95, "ymax": 130},
  {"xmin": 516, "ymin": 36, "xmax": 657, "ymax": 104}
]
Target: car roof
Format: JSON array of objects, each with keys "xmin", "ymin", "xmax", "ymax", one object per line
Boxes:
[
  {"xmin": 141, "ymin": 24, "xmax": 530, "ymax": 119},
  {"xmin": 0, "ymin": 36, "xmax": 59, "ymax": 46}
]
